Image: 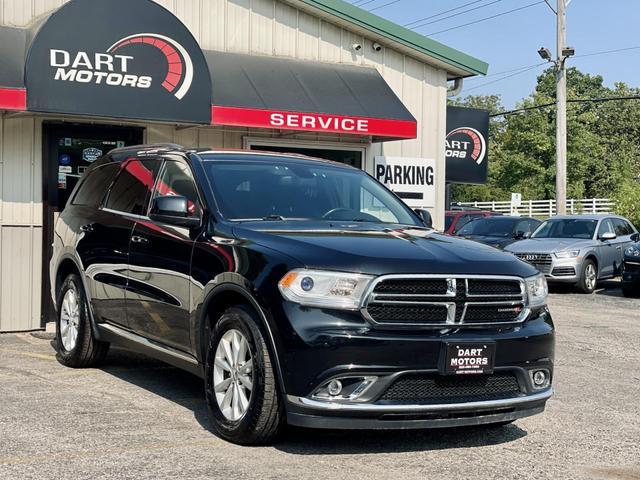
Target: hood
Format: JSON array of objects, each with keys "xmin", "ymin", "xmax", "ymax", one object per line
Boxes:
[
  {"xmin": 465, "ymin": 235, "xmax": 517, "ymax": 250},
  {"xmin": 505, "ymin": 237, "xmax": 595, "ymax": 254},
  {"xmin": 232, "ymin": 221, "xmax": 538, "ymax": 277}
]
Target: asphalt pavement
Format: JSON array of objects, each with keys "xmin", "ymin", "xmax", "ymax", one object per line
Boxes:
[{"xmin": 0, "ymin": 281, "xmax": 638, "ymax": 480}]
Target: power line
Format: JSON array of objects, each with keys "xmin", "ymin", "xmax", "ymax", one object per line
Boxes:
[
  {"xmin": 411, "ymin": 0, "xmax": 506, "ymax": 30},
  {"xmin": 490, "ymin": 95, "xmax": 640, "ymax": 117},
  {"xmin": 463, "ymin": 63, "xmax": 547, "ymax": 92},
  {"xmin": 427, "ymin": 1, "xmax": 544, "ymax": 36},
  {"xmin": 466, "ymin": 62, "xmax": 548, "ymax": 81},
  {"xmin": 352, "ymin": 0, "xmax": 378, "ymax": 7},
  {"xmin": 369, "ymin": 0, "xmax": 403, "ymax": 12},
  {"xmin": 574, "ymin": 45, "xmax": 640, "ymax": 59},
  {"xmin": 404, "ymin": 0, "xmax": 489, "ymax": 27},
  {"xmin": 467, "ymin": 45, "xmax": 640, "ymax": 85}
]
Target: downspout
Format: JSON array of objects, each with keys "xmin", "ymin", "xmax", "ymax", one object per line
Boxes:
[{"xmin": 447, "ymin": 78, "xmax": 464, "ymax": 97}]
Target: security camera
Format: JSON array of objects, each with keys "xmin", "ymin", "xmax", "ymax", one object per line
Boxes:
[
  {"xmin": 372, "ymin": 42, "xmax": 383, "ymax": 52},
  {"xmin": 352, "ymin": 43, "xmax": 362, "ymax": 52},
  {"xmin": 537, "ymin": 47, "xmax": 552, "ymax": 61}
]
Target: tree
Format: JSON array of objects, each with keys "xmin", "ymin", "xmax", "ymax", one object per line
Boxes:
[{"xmin": 448, "ymin": 66, "xmax": 640, "ymax": 208}]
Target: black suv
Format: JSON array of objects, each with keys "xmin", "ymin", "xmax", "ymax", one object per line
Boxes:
[{"xmin": 51, "ymin": 144, "xmax": 554, "ymax": 444}]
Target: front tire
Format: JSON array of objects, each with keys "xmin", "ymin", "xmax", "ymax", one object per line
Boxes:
[
  {"xmin": 205, "ymin": 306, "xmax": 283, "ymax": 445},
  {"xmin": 55, "ymin": 273, "xmax": 109, "ymax": 367},
  {"xmin": 577, "ymin": 260, "xmax": 597, "ymax": 294}
]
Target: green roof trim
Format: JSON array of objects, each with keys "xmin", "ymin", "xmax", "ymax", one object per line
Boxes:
[{"xmin": 297, "ymin": 0, "xmax": 489, "ymax": 76}]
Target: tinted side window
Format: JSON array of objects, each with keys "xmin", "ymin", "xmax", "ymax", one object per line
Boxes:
[
  {"xmin": 152, "ymin": 160, "xmax": 202, "ymax": 216},
  {"xmin": 613, "ymin": 219, "xmax": 633, "ymax": 236},
  {"xmin": 71, "ymin": 163, "xmax": 119, "ymax": 206},
  {"xmin": 598, "ymin": 219, "xmax": 615, "ymax": 237},
  {"xmin": 104, "ymin": 158, "xmax": 161, "ymax": 215}
]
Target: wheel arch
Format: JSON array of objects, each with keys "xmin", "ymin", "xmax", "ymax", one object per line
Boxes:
[
  {"xmin": 198, "ymin": 283, "xmax": 286, "ymax": 395},
  {"xmin": 53, "ymin": 253, "xmax": 101, "ymax": 339},
  {"xmin": 583, "ymin": 253, "xmax": 599, "ymax": 276}
]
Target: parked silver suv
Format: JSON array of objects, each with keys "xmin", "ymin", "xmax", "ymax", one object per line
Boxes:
[{"xmin": 505, "ymin": 215, "xmax": 637, "ymax": 293}]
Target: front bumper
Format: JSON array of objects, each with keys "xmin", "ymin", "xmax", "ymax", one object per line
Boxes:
[
  {"xmin": 543, "ymin": 257, "xmax": 582, "ymax": 283},
  {"xmin": 274, "ymin": 302, "xmax": 555, "ymax": 429},
  {"xmin": 622, "ymin": 260, "xmax": 640, "ymax": 285},
  {"xmin": 287, "ymin": 388, "xmax": 552, "ymax": 429}
]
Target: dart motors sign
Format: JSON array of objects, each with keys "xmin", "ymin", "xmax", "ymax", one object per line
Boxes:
[
  {"xmin": 25, "ymin": 0, "xmax": 211, "ymax": 123},
  {"xmin": 445, "ymin": 106, "xmax": 490, "ymax": 184}
]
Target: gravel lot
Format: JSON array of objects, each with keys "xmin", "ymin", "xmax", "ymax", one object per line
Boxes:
[{"xmin": 1, "ymin": 282, "xmax": 639, "ymax": 480}]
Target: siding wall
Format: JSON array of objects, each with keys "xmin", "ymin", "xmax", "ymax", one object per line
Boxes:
[{"xmin": 0, "ymin": 0, "xmax": 449, "ymax": 331}]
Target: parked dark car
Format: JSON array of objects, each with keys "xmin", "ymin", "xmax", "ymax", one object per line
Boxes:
[
  {"xmin": 458, "ymin": 216, "xmax": 542, "ymax": 249},
  {"xmin": 444, "ymin": 209, "xmax": 500, "ymax": 235},
  {"xmin": 50, "ymin": 145, "xmax": 554, "ymax": 444},
  {"xmin": 622, "ymin": 232, "xmax": 640, "ymax": 297}
]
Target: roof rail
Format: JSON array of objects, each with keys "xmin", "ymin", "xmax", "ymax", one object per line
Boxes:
[{"xmin": 110, "ymin": 143, "xmax": 184, "ymax": 154}]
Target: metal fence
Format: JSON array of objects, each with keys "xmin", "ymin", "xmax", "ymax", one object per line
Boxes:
[{"xmin": 457, "ymin": 198, "xmax": 615, "ymax": 218}]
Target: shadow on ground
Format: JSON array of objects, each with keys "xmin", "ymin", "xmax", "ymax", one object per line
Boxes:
[
  {"xmin": 96, "ymin": 347, "xmax": 527, "ymax": 454},
  {"xmin": 548, "ymin": 278, "xmax": 622, "ymax": 297}
]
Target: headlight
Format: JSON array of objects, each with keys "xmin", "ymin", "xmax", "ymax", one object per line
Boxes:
[
  {"xmin": 525, "ymin": 273, "xmax": 548, "ymax": 307},
  {"xmin": 625, "ymin": 245, "xmax": 640, "ymax": 257},
  {"xmin": 278, "ymin": 269, "xmax": 374, "ymax": 310},
  {"xmin": 555, "ymin": 250, "xmax": 580, "ymax": 258}
]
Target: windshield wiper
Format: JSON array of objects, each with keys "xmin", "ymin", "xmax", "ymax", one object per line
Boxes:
[{"xmin": 261, "ymin": 214, "xmax": 287, "ymax": 221}]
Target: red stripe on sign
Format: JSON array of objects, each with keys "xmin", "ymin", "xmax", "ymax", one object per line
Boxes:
[
  {"xmin": 0, "ymin": 87, "xmax": 27, "ymax": 111},
  {"xmin": 210, "ymin": 106, "xmax": 417, "ymax": 139}
]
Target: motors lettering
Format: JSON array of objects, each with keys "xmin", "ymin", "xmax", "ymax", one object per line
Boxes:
[{"xmin": 50, "ymin": 49, "xmax": 152, "ymax": 89}]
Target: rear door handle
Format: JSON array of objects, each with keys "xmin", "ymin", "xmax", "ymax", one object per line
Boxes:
[
  {"xmin": 80, "ymin": 224, "xmax": 94, "ymax": 232},
  {"xmin": 131, "ymin": 235, "xmax": 149, "ymax": 245}
]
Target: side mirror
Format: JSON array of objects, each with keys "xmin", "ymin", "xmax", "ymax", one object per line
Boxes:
[
  {"xmin": 150, "ymin": 195, "xmax": 201, "ymax": 228},
  {"xmin": 600, "ymin": 231, "xmax": 617, "ymax": 241},
  {"xmin": 414, "ymin": 208, "xmax": 433, "ymax": 229},
  {"xmin": 632, "ymin": 232, "xmax": 640, "ymax": 242}
]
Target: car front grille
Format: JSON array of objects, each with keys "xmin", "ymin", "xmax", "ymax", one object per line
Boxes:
[
  {"xmin": 378, "ymin": 372, "xmax": 522, "ymax": 404},
  {"xmin": 363, "ymin": 276, "xmax": 527, "ymax": 327},
  {"xmin": 515, "ymin": 253, "xmax": 553, "ymax": 274}
]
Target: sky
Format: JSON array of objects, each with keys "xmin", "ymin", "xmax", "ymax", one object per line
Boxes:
[{"xmin": 346, "ymin": 0, "xmax": 640, "ymax": 108}]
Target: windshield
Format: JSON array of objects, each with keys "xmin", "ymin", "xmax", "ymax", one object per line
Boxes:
[
  {"xmin": 458, "ymin": 218, "xmax": 518, "ymax": 237},
  {"xmin": 201, "ymin": 156, "xmax": 421, "ymax": 226},
  {"xmin": 445, "ymin": 214, "xmax": 454, "ymax": 231},
  {"xmin": 532, "ymin": 218, "xmax": 597, "ymax": 239}
]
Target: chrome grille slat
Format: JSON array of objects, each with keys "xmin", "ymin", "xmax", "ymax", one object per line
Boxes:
[
  {"xmin": 362, "ymin": 275, "xmax": 528, "ymax": 328},
  {"xmin": 515, "ymin": 253, "xmax": 553, "ymax": 275}
]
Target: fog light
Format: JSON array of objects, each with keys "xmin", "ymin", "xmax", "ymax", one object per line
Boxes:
[
  {"xmin": 530, "ymin": 369, "xmax": 550, "ymax": 389},
  {"xmin": 327, "ymin": 379, "xmax": 342, "ymax": 396}
]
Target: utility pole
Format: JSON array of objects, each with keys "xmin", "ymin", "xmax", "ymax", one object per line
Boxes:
[
  {"xmin": 555, "ymin": 0, "xmax": 567, "ymax": 215},
  {"xmin": 539, "ymin": 1, "xmax": 573, "ymax": 215}
]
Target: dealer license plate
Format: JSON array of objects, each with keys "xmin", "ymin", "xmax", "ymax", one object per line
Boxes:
[{"xmin": 443, "ymin": 342, "xmax": 495, "ymax": 375}]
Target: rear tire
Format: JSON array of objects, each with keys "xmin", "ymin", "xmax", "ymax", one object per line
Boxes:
[
  {"xmin": 55, "ymin": 273, "xmax": 109, "ymax": 367},
  {"xmin": 577, "ymin": 260, "xmax": 597, "ymax": 294},
  {"xmin": 205, "ymin": 306, "xmax": 283, "ymax": 445}
]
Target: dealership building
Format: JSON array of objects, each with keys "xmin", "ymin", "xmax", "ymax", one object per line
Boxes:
[{"xmin": 0, "ymin": 0, "xmax": 487, "ymax": 331}]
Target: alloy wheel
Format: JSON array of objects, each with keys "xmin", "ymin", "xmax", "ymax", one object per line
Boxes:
[
  {"xmin": 60, "ymin": 288, "xmax": 80, "ymax": 351},
  {"xmin": 213, "ymin": 329, "xmax": 254, "ymax": 421},
  {"xmin": 585, "ymin": 264, "xmax": 597, "ymax": 291}
]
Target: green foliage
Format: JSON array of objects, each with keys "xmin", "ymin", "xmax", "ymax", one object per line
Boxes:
[
  {"xmin": 448, "ymin": 67, "xmax": 640, "ymax": 206},
  {"xmin": 613, "ymin": 181, "xmax": 640, "ymax": 229}
]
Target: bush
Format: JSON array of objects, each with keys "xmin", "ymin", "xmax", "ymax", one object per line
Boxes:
[{"xmin": 613, "ymin": 181, "xmax": 640, "ymax": 229}]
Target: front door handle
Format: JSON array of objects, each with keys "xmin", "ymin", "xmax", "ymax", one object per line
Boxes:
[
  {"xmin": 80, "ymin": 224, "xmax": 94, "ymax": 232},
  {"xmin": 131, "ymin": 235, "xmax": 149, "ymax": 245}
]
